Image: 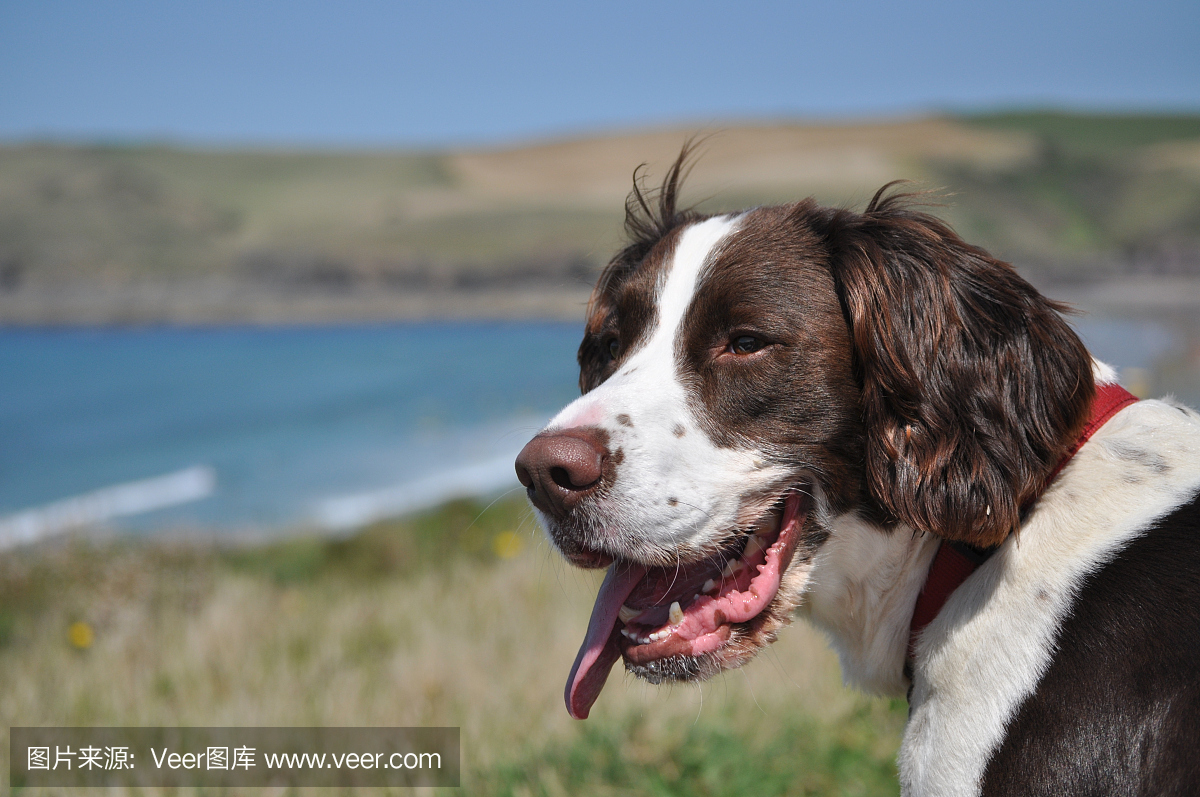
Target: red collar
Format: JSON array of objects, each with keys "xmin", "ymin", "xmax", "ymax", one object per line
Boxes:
[{"xmin": 906, "ymin": 382, "xmax": 1139, "ymax": 660}]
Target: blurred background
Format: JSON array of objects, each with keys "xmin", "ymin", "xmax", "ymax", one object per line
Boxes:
[{"xmin": 2, "ymin": 1, "xmax": 1198, "ymax": 794}]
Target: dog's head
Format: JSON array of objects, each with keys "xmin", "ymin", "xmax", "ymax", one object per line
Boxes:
[{"xmin": 515, "ymin": 149, "xmax": 1095, "ymax": 719}]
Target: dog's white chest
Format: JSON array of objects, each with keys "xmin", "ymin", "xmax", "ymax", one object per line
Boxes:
[{"xmin": 897, "ymin": 400, "xmax": 1200, "ymax": 796}]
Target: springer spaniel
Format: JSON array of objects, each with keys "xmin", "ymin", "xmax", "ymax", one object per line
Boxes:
[{"xmin": 515, "ymin": 150, "xmax": 1200, "ymax": 796}]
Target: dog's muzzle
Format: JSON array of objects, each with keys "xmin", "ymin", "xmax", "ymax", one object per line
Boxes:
[{"xmin": 515, "ymin": 427, "xmax": 613, "ymax": 568}]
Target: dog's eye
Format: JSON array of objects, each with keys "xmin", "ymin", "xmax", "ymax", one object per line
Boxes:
[
  {"xmin": 729, "ymin": 335, "xmax": 766, "ymax": 355},
  {"xmin": 606, "ymin": 337, "xmax": 620, "ymax": 360}
]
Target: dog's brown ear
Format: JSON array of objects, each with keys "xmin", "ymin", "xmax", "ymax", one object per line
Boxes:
[{"xmin": 820, "ymin": 186, "xmax": 1095, "ymax": 547}]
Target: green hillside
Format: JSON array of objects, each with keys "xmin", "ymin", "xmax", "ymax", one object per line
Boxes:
[
  {"xmin": 941, "ymin": 112, "xmax": 1200, "ymax": 274},
  {"xmin": 1, "ymin": 112, "xmax": 1198, "ymax": 322}
]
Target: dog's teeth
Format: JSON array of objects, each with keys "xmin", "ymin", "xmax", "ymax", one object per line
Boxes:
[
  {"xmin": 702, "ymin": 579, "xmax": 716, "ymax": 594},
  {"xmin": 649, "ymin": 629, "xmax": 670, "ymax": 642},
  {"xmin": 618, "ymin": 604, "xmax": 640, "ymax": 624},
  {"xmin": 744, "ymin": 535, "xmax": 766, "ymax": 559},
  {"xmin": 722, "ymin": 558, "xmax": 744, "ymax": 577},
  {"xmin": 669, "ymin": 601, "xmax": 684, "ymax": 626},
  {"xmin": 620, "ymin": 628, "xmax": 636, "ymax": 640}
]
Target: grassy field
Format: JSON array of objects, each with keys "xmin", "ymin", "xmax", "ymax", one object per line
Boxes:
[
  {"xmin": 1, "ymin": 496, "xmax": 907, "ymax": 796},
  {"xmin": 3, "ymin": 112, "xmax": 1199, "ymax": 323}
]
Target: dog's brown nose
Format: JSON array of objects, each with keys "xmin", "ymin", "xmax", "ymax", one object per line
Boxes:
[{"xmin": 515, "ymin": 429, "xmax": 607, "ymax": 519}]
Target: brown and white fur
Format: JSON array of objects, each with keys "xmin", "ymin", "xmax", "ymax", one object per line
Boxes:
[{"xmin": 515, "ymin": 151, "xmax": 1200, "ymax": 796}]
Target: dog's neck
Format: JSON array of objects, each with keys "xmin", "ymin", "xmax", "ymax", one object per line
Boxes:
[
  {"xmin": 800, "ymin": 379, "xmax": 1142, "ymax": 697},
  {"xmin": 800, "ymin": 512, "xmax": 940, "ymax": 696}
]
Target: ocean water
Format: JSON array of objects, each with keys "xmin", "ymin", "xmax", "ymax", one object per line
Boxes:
[
  {"xmin": 1, "ymin": 314, "xmax": 1196, "ymax": 543},
  {"xmin": 0, "ymin": 323, "xmax": 583, "ymax": 539}
]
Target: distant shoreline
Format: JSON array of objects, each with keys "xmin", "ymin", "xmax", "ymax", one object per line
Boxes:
[
  {"xmin": 2, "ymin": 275, "xmax": 1199, "ymax": 326},
  {"xmin": 1032, "ymin": 276, "xmax": 1200, "ymax": 312},
  {"xmin": 0, "ymin": 281, "xmax": 593, "ymax": 325}
]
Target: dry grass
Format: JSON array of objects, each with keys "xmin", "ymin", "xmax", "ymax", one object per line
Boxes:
[
  {"xmin": 0, "ymin": 498, "xmax": 905, "ymax": 795},
  {"xmin": 447, "ymin": 118, "xmax": 1036, "ymax": 208}
]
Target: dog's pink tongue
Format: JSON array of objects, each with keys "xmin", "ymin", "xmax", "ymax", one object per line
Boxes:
[{"xmin": 565, "ymin": 561, "xmax": 648, "ymax": 719}]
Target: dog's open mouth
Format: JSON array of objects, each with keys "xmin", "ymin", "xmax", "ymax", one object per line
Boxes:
[{"xmin": 565, "ymin": 490, "xmax": 811, "ymax": 718}]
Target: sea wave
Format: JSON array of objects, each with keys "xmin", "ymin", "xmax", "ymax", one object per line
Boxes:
[
  {"xmin": 312, "ymin": 450, "xmax": 524, "ymax": 532},
  {"xmin": 0, "ymin": 466, "xmax": 217, "ymax": 550}
]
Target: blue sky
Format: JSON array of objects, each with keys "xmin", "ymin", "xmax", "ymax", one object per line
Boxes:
[{"xmin": 1, "ymin": 0, "xmax": 1197, "ymax": 147}]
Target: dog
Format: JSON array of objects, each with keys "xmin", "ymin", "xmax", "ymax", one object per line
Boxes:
[{"xmin": 514, "ymin": 149, "xmax": 1200, "ymax": 796}]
